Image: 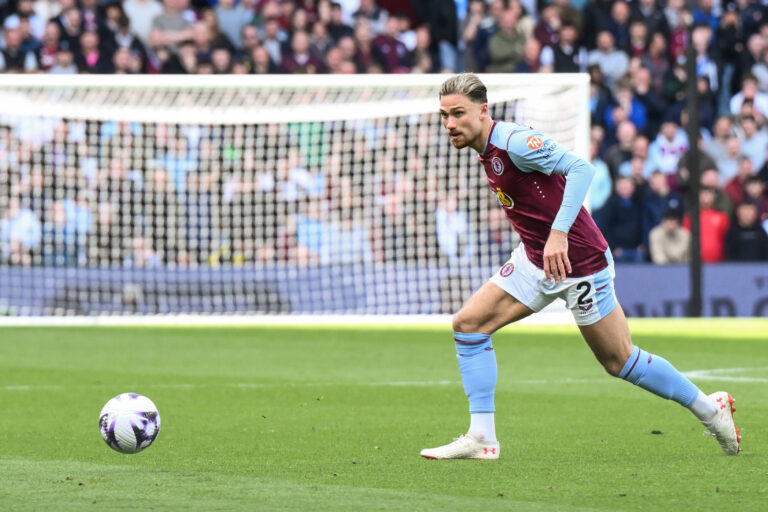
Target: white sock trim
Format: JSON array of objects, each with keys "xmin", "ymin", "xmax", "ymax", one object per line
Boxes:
[
  {"xmin": 689, "ymin": 390, "xmax": 717, "ymax": 422},
  {"xmin": 468, "ymin": 412, "xmax": 497, "ymax": 443}
]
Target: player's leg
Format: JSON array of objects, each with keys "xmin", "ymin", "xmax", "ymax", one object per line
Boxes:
[
  {"xmin": 577, "ymin": 300, "xmax": 741, "ymax": 455},
  {"xmin": 420, "ymin": 280, "xmax": 534, "ymax": 460}
]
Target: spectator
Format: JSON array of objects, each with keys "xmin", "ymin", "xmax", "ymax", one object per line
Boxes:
[
  {"xmin": 533, "ymin": 4, "xmax": 560, "ymax": 49},
  {"xmin": 76, "ymin": 30, "xmax": 114, "ymax": 73},
  {"xmin": 588, "ymin": 30, "xmax": 629, "ymax": 92},
  {"xmin": 607, "ymin": 0, "xmax": 631, "ymax": 54},
  {"xmin": 730, "ymin": 74, "xmax": 768, "ymax": 118},
  {"xmin": 648, "ymin": 119, "xmax": 688, "ymax": 176},
  {"xmin": 626, "ymin": 19, "xmax": 648, "ymax": 59},
  {"xmin": 39, "ymin": 21, "xmax": 63, "ymax": 72},
  {"xmin": 705, "ymin": 116, "xmax": 735, "ymax": 162},
  {"xmin": 0, "ymin": 24, "xmax": 39, "ymax": 72},
  {"xmin": 114, "ymin": 15, "xmax": 149, "ymax": 72},
  {"xmin": 633, "ymin": 0, "xmax": 670, "ymax": 41},
  {"xmin": 649, "ymin": 210, "xmax": 690, "ymax": 264},
  {"xmin": 618, "ymin": 135, "xmax": 655, "ymax": 178},
  {"xmin": 250, "ymin": 44, "xmax": 277, "ymax": 73},
  {"xmin": 605, "ymin": 83, "xmax": 647, "ymax": 134},
  {"xmin": 725, "ymin": 155, "xmax": 756, "ymax": 205},
  {"xmin": 589, "ymin": 65, "xmax": 614, "ymax": 129},
  {"xmin": 281, "ymin": 30, "xmax": 325, "ymax": 73},
  {"xmin": 49, "ymin": 41, "xmax": 78, "ymax": 74},
  {"xmin": 713, "ymin": 135, "xmax": 743, "ymax": 185},
  {"xmin": 736, "ymin": 115, "xmax": 768, "ymax": 170},
  {"xmin": 725, "ymin": 202, "xmax": 768, "ymax": 261},
  {"xmin": 472, "ymin": 0, "xmax": 504, "ymax": 72},
  {"xmin": 515, "ymin": 37, "xmax": 542, "ymax": 73},
  {"xmin": 737, "ymin": 34, "xmax": 764, "ymax": 93},
  {"xmin": 261, "ymin": 16, "xmax": 288, "ymax": 66},
  {"xmin": 240, "ymin": 25, "xmax": 261, "ymax": 57},
  {"xmin": 460, "ymin": 0, "xmax": 486, "ymax": 72},
  {"xmin": 717, "ymin": 6, "xmax": 743, "ymax": 113},
  {"xmin": 675, "ymin": 134, "xmax": 718, "ymax": 193},
  {"xmin": 643, "ymin": 169, "xmax": 683, "ymax": 247},
  {"xmin": 211, "ymin": 47, "xmax": 233, "ymax": 73},
  {"xmin": 372, "ymin": 16, "xmax": 410, "ymax": 73},
  {"xmin": 683, "ymin": 187, "xmax": 730, "ymax": 263},
  {"xmin": 56, "ymin": 7, "xmax": 84, "ymax": 54},
  {"xmin": 353, "ymin": 18, "xmax": 377, "ymax": 72},
  {"xmin": 642, "ymin": 32, "xmax": 669, "ymax": 96},
  {"xmin": 631, "ymin": 66, "xmax": 666, "ymax": 137},
  {"xmin": 327, "ymin": 1, "xmax": 355, "ymax": 41},
  {"xmin": 415, "ymin": 0, "xmax": 459, "ymax": 72},
  {"xmin": 353, "ymin": 0, "xmax": 387, "ymax": 36},
  {"xmin": 597, "ymin": 176, "xmax": 645, "ymax": 263},
  {"xmin": 310, "ymin": 20, "xmax": 334, "ymax": 58},
  {"xmin": 123, "ymin": 0, "xmax": 164, "ymax": 46},
  {"xmin": 603, "ymin": 120, "xmax": 636, "ymax": 178},
  {"xmin": 412, "ymin": 25, "xmax": 439, "ymax": 73},
  {"xmin": 150, "ymin": 0, "xmax": 194, "ymax": 51},
  {"xmin": 0, "ymin": 198, "xmax": 42, "ymax": 265},
  {"xmin": 200, "ymin": 7, "xmax": 236, "ymax": 53},
  {"xmin": 539, "ymin": 22, "xmax": 587, "ymax": 73},
  {"xmin": 589, "ymin": 138, "xmax": 612, "ymax": 213},
  {"xmin": 215, "ymin": 0, "xmax": 254, "ymax": 50},
  {"xmin": 5, "ymin": 0, "xmax": 45, "ymax": 41},
  {"xmin": 581, "ymin": 0, "xmax": 612, "ymax": 49},
  {"xmin": 666, "ymin": 2, "xmax": 688, "ymax": 61},
  {"xmin": 744, "ymin": 176, "xmax": 768, "ymax": 222},
  {"xmin": 435, "ymin": 192, "xmax": 474, "ymax": 264},
  {"xmin": 487, "ymin": 7, "xmax": 527, "ymax": 73}
]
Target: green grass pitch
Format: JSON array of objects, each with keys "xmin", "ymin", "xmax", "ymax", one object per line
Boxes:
[{"xmin": 1, "ymin": 319, "xmax": 767, "ymax": 511}]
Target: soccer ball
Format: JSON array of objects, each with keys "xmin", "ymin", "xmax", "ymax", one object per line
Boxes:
[{"xmin": 99, "ymin": 393, "xmax": 161, "ymax": 454}]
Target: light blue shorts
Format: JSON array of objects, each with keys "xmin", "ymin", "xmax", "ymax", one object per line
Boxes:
[{"xmin": 489, "ymin": 245, "xmax": 617, "ymax": 326}]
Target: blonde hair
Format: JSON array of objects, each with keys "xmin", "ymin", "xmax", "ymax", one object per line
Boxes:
[{"xmin": 439, "ymin": 73, "xmax": 488, "ymax": 104}]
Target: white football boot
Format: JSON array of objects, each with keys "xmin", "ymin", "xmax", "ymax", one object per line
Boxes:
[
  {"xmin": 420, "ymin": 433, "xmax": 500, "ymax": 460},
  {"xmin": 702, "ymin": 391, "xmax": 741, "ymax": 455}
]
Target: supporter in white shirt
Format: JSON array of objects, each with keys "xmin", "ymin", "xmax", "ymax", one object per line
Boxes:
[
  {"xmin": 730, "ymin": 74, "xmax": 768, "ymax": 119},
  {"xmin": 123, "ymin": 0, "xmax": 164, "ymax": 46},
  {"xmin": 647, "ymin": 120, "xmax": 689, "ymax": 175}
]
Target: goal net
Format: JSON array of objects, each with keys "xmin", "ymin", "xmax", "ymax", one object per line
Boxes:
[{"xmin": 0, "ymin": 74, "xmax": 588, "ymax": 316}]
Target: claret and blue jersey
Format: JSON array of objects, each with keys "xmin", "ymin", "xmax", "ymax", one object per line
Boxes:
[{"xmin": 478, "ymin": 120, "xmax": 609, "ymax": 277}]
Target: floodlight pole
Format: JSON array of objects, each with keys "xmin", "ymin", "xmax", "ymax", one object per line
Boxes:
[{"xmin": 686, "ymin": 20, "xmax": 703, "ymax": 317}]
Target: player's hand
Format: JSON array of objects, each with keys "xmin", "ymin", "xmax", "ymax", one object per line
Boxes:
[{"xmin": 543, "ymin": 230, "xmax": 572, "ymax": 284}]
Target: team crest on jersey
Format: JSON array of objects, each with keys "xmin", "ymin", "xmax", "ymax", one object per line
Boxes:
[
  {"xmin": 526, "ymin": 136, "xmax": 543, "ymax": 150},
  {"xmin": 491, "ymin": 156, "xmax": 504, "ymax": 175},
  {"xmin": 499, "ymin": 263, "xmax": 514, "ymax": 277},
  {"xmin": 495, "ymin": 187, "xmax": 514, "ymax": 208}
]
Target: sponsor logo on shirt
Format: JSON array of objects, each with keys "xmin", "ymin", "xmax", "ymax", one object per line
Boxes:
[
  {"xmin": 537, "ymin": 140, "xmax": 557, "ymax": 159},
  {"xmin": 500, "ymin": 263, "xmax": 514, "ymax": 277},
  {"xmin": 495, "ymin": 187, "xmax": 514, "ymax": 209},
  {"xmin": 526, "ymin": 135, "xmax": 543, "ymax": 150},
  {"xmin": 491, "ymin": 156, "xmax": 504, "ymax": 175}
]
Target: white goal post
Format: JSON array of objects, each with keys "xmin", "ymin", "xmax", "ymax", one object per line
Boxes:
[{"xmin": 0, "ymin": 73, "xmax": 588, "ymax": 320}]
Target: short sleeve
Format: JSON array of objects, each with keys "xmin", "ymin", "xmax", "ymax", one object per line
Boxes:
[{"xmin": 504, "ymin": 129, "xmax": 568, "ymax": 175}]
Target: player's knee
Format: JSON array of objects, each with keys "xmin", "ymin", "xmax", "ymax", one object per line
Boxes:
[
  {"xmin": 452, "ymin": 310, "xmax": 479, "ymax": 334},
  {"xmin": 602, "ymin": 358, "xmax": 625, "ymax": 377}
]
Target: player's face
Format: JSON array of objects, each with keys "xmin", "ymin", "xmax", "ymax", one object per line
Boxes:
[{"xmin": 439, "ymin": 94, "xmax": 487, "ymax": 150}]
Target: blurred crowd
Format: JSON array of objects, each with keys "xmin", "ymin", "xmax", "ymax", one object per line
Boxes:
[{"xmin": 1, "ymin": 0, "xmax": 768, "ymax": 265}]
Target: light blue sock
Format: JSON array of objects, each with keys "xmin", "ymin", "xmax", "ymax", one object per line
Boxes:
[
  {"xmin": 619, "ymin": 345, "xmax": 700, "ymax": 407},
  {"xmin": 454, "ymin": 332, "xmax": 497, "ymax": 413}
]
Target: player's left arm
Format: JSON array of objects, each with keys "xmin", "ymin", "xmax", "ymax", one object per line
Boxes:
[{"xmin": 505, "ymin": 130, "xmax": 595, "ymax": 283}]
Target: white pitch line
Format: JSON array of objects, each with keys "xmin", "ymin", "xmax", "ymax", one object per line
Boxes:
[
  {"xmin": 5, "ymin": 368, "xmax": 766, "ymax": 392},
  {"xmin": 684, "ymin": 367, "xmax": 768, "ymax": 383}
]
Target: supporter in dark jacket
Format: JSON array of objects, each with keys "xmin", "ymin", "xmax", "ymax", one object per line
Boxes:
[
  {"xmin": 597, "ymin": 176, "xmax": 646, "ymax": 262},
  {"xmin": 725, "ymin": 202, "xmax": 768, "ymax": 261},
  {"xmin": 643, "ymin": 170, "xmax": 684, "ymax": 249}
]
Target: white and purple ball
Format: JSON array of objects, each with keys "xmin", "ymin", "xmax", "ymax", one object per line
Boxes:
[{"xmin": 99, "ymin": 393, "xmax": 161, "ymax": 454}]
